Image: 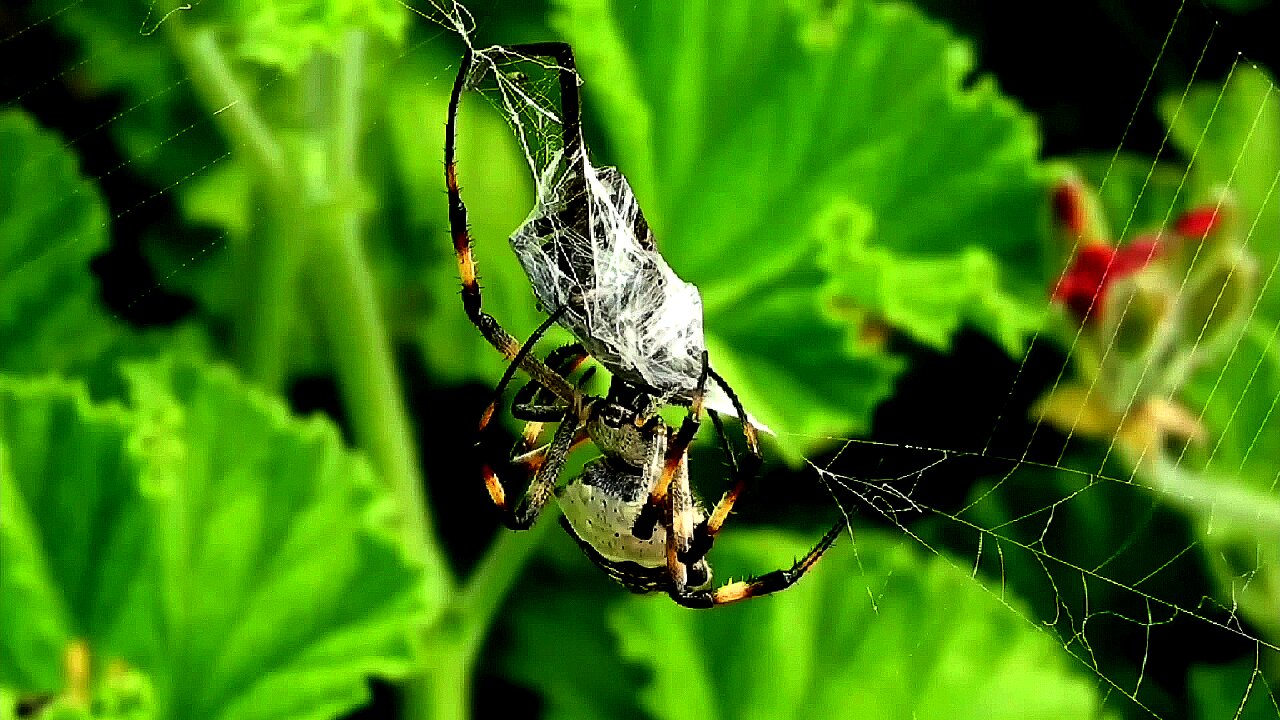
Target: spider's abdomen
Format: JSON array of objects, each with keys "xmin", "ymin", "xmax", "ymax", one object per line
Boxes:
[{"xmin": 556, "ymin": 459, "xmax": 669, "ymax": 568}]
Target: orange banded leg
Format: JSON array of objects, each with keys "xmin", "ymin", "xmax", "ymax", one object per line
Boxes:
[
  {"xmin": 680, "ymin": 370, "xmax": 765, "ymax": 564},
  {"xmin": 632, "ymin": 353, "xmax": 711, "ymax": 539},
  {"xmin": 507, "ymin": 343, "xmax": 592, "ymax": 468},
  {"xmin": 485, "ymin": 414, "xmax": 584, "ymax": 530},
  {"xmin": 660, "ymin": 448, "xmax": 699, "ymax": 591},
  {"xmin": 511, "ymin": 343, "xmax": 592, "ymax": 423},
  {"xmin": 670, "ymin": 521, "xmax": 844, "ymax": 609},
  {"xmin": 477, "ymin": 310, "xmax": 569, "ymax": 436},
  {"xmin": 481, "ymin": 342, "xmax": 592, "ymax": 531},
  {"xmin": 446, "ymin": 46, "xmax": 578, "ymax": 405}
]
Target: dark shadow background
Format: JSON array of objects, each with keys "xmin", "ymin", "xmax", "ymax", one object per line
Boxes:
[{"xmin": 2, "ymin": 1, "xmax": 1275, "ymax": 717}]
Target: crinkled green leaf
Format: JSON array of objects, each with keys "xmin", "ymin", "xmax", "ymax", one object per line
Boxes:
[
  {"xmin": 217, "ymin": 0, "xmax": 407, "ymax": 72},
  {"xmin": 1190, "ymin": 660, "xmax": 1280, "ymax": 720},
  {"xmin": 617, "ymin": 531, "xmax": 1110, "ymax": 720},
  {"xmin": 0, "ymin": 111, "xmax": 123, "ymax": 377},
  {"xmin": 1162, "ymin": 65, "xmax": 1280, "ymax": 321},
  {"xmin": 1183, "ymin": 319, "xmax": 1280, "ymax": 490},
  {"xmin": 501, "ymin": 528, "xmax": 1110, "ymax": 720},
  {"xmin": 553, "ymin": 0, "xmax": 1046, "ymax": 444},
  {"xmin": 817, "ymin": 197, "xmax": 1044, "ymax": 355},
  {"xmin": 0, "ymin": 376, "xmax": 158, "ymax": 692},
  {"xmin": 122, "ymin": 357, "xmax": 432, "ymax": 720},
  {"xmin": 702, "ymin": 259, "xmax": 904, "ymax": 452},
  {"xmin": 0, "ymin": 360, "xmax": 430, "ymax": 718}
]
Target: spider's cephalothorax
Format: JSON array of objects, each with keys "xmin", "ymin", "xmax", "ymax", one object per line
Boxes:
[{"xmin": 445, "ymin": 41, "xmax": 841, "ymax": 607}]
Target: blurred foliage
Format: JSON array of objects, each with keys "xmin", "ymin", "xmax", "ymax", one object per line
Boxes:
[
  {"xmin": 0, "ymin": 362, "xmax": 427, "ymax": 718},
  {"xmin": 1, "ymin": 0, "xmax": 1280, "ymax": 719},
  {"xmin": 551, "ymin": 0, "xmax": 1049, "ymax": 447},
  {"xmin": 503, "ymin": 529, "xmax": 1114, "ymax": 720}
]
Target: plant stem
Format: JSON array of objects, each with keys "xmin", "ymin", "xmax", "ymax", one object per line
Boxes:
[
  {"xmin": 171, "ymin": 25, "xmax": 297, "ymax": 389},
  {"xmin": 458, "ymin": 504, "xmax": 562, "ymax": 634},
  {"xmin": 174, "ymin": 25, "xmax": 560, "ymax": 720},
  {"xmin": 173, "ymin": 26, "xmax": 288, "ymax": 189},
  {"xmin": 1141, "ymin": 454, "xmax": 1280, "ymax": 534},
  {"xmin": 311, "ymin": 30, "xmax": 452, "ymax": 585},
  {"xmin": 407, "ymin": 511, "xmax": 561, "ymax": 720},
  {"xmin": 172, "ymin": 23, "xmax": 452, "ymax": 582}
]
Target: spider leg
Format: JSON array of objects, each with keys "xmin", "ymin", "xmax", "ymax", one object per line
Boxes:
[
  {"xmin": 669, "ymin": 521, "xmax": 845, "ymax": 609},
  {"xmin": 485, "ymin": 412, "xmax": 585, "ymax": 530},
  {"xmin": 707, "ymin": 367, "xmax": 762, "ymax": 462},
  {"xmin": 658, "ymin": 445, "xmax": 700, "ymax": 590},
  {"xmin": 509, "ymin": 345, "xmax": 592, "ymax": 476},
  {"xmin": 446, "ymin": 47, "xmax": 580, "ymax": 405},
  {"xmin": 479, "ymin": 308, "xmax": 568, "ymax": 433},
  {"xmin": 678, "ymin": 409, "xmax": 745, "ymax": 564},
  {"xmin": 511, "ymin": 342, "xmax": 591, "ymax": 423},
  {"xmin": 683, "ymin": 370, "xmax": 764, "ymax": 564},
  {"xmin": 632, "ymin": 353, "xmax": 711, "ymax": 540},
  {"xmin": 478, "ymin": 328, "xmax": 591, "ymax": 530}
]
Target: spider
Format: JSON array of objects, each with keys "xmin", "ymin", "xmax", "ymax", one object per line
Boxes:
[{"xmin": 444, "ymin": 41, "xmax": 841, "ymax": 607}]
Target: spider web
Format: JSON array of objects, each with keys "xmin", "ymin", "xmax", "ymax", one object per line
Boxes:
[
  {"xmin": 425, "ymin": 1, "xmax": 1280, "ymax": 716},
  {"xmin": 445, "ymin": 17, "xmax": 737, "ymax": 414},
  {"xmin": 2, "ymin": 0, "xmax": 1279, "ymax": 716},
  {"xmin": 794, "ymin": 6, "xmax": 1280, "ymax": 715}
]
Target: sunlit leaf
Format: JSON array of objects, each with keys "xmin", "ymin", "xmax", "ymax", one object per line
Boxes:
[
  {"xmin": 554, "ymin": 0, "xmax": 1047, "ymax": 445},
  {"xmin": 0, "ymin": 376, "xmax": 156, "ymax": 693},
  {"xmin": 122, "ymin": 357, "xmax": 432, "ymax": 720},
  {"xmin": 500, "ymin": 528, "xmax": 1111, "ymax": 720},
  {"xmin": 0, "ymin": 111, "xmax": 121, "ymax": 377}
]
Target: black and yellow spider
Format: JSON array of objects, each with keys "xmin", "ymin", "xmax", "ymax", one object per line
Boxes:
[{"xmin": 444, "ymin": 41, "xmax": 840, "ymax": 607}]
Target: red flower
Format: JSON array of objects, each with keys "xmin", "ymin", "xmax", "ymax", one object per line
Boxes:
[
  {"xmin": 1052, "ymin": 181, "xmax": 1088, "ymax": 236},
  {"xmin": 1174, "ymin": 207, "xmax": 1221, "ymax": 238},
  {"xmin": 1053, "ymin": 240, "xmax": 1161, "ymax": 323}
]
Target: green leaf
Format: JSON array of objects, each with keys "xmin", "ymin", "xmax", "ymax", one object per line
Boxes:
[
  {"xmin": 552, "ymin": 0, "xmax": 1047, "ymax": 443},
  {"xmin": 1189, "ymin": 660, "xmax": 1280, "ymax": 720},
  {"xmin": 0, "ymin": 111, "xmax": 124, "ymax": 378},
  {"xmin": 1183, "ymin": 319, "xmax": 1280, "ymax": 490},
  {"xmin": 1162, "ymin": 65, "xmax": 1280, "ymax": 321},
  {"xmin": 0, "ymin": 360, "xmax": 430, "ymax": 719},
  {"xmin": 121, "ymin": 357, "xmax": 432, "ymax": 720},
  {"xmin": 0, "ymin": 376, "xmax": 156, "ymax": 693},
  {"xmin": 502, "ymin": 528, "xmax": 1111, "ymax": 720},
  {"xmin": 702, "ymin": 259, "xmax": 905, "ymax": 451},
  {"xmin": 817, "ymin": 198, "xmax": 1044, "ymax": 355}
]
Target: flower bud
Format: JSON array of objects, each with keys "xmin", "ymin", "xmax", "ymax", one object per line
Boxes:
[
  {"xmin": 1052, "ymin": 180, "xmax": 1089, "ymax": 236},
  {"xmin": 1100, "ymin": 272, "xmax": 1172, "ymax": 359},
  {"xmin": 1180, "ymin": 245, "xmax": 1258, "ymax": 358},
  {"xmin": 1094, "ymin": 271, "xmax": 1177, "ymax": 411}
]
